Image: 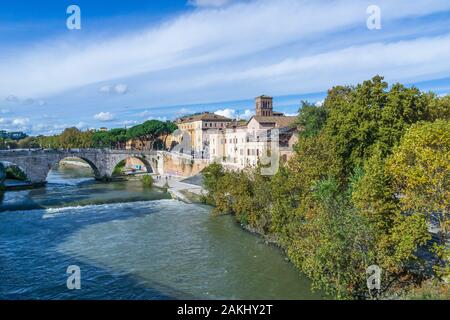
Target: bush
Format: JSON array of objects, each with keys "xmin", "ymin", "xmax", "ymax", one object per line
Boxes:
[
  {"xmin": 112, "ymin": 160, "xmax": 126, "ymax": 176},
  {"xmin": 403, "ymin": 280, "xmax": 450, "ymax": 300},
  {"xmin": 6, "ymin": 166, "xmax": 27, "ymax": 181},
  {"xmin": 141, "ymin": 175, "xmax": 153, "ymax": 188}
]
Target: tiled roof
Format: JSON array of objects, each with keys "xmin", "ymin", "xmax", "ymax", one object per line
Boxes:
[
  {"xmin": 177, "ymin": 112, "xmax": 232, "ymax": 123},
  {"xmin": 226, "ymin": 120, "xmax": 248, "ymax": 128},
  {"xmin": 251, "ymin": 116, "xmax": 297, "ymax": 128}
]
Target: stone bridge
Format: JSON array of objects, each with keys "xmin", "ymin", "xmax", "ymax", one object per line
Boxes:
[{"xmin": 0, "ymin": 149, "xmax": 161, "ymax": 185}]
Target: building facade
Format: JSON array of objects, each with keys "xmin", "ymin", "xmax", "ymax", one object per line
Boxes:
[
  {"xmin": 175, "ymin": 112, "xmax": 233, "ymax": 155},
  {"xmin": 208, "ymin": 96, "xmax": 298, "ymax": 170}
]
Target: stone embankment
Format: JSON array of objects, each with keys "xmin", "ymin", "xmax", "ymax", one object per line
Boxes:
[{"xmin": 152, "ymin": 174, "xmax": 205, "ymax": 203}]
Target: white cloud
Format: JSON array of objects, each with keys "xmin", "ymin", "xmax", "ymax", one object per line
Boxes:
[
  {"xmin": 180, "ymin": 34, "xmax": 450, "ymax": 96},
  {"xmin": 99, "ymin": 85, "xmax": 112, "ymax": 93},
  {"xmin": 138, "ymin": 110, "xmax": 152, "ymax": 118},
  {"xmin": 30, "ymin": 123, "xmax": 71, "ymax": 135},
  {"xmin": 0, "ymin": 117, "xmax": 30, "ymax": 132},
  {"xmin": 242, "ymin": 109, "xmax": 254, "ymax": 119},
  {"xmin": 12, "ymin": 118, "xmax": 29, "ymax": 126},
  {"xmin": 214, "ymin": 108, "xmax": 236, "ymax": 119},
  {"xmin": 215, "ymin": 108, "xmax": 254, "ymax": 119},
  {"xmin": 99, "ymin": 84, "xmax": 128, "ymax": 95},
  {"xmin": 94, "ymin": 112, "xmax": 115, "ymax": 121},
  {"xmin": 114, "ymin": 84, "xmax": 128, "ymax": 94},
  {"xmin": 121, "ymin": 120, "xmax": 138, "ymax": 126},
  {"xmin": 75, "ymin": 121, "xmax": 88, "ymax": 130},
  {"xmin": 3, "ymin": 95, "xmax": 46, "ymax": 106},
  {"xmin": 315, "ymin": 100, "xmax": 324, "ymax": 107},
  {"xmin": 2, "ymin": 0, "xmax": 450, "ymax": 98}
]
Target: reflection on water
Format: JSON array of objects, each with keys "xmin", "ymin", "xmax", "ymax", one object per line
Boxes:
[{"xmin": 0, "ymin": 166, "xmax": 322, "ymax": 300}]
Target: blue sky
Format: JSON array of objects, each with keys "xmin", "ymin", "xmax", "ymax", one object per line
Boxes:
[{"xmin": 1, "ymin": 0, "xmax": 450, "ymax": 135}]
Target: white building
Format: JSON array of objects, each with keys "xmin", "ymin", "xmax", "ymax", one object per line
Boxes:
[
  {"xmin": 208, "ymin": 96, "xmax": 298, "ymax": 170},
  {"xmin": 175, "ymin": 112, "xmax": 232, "ymax": 156}
]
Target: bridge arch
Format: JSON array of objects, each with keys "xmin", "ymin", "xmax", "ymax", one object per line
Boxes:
[
  {"xmin": 110, "ymin": 155, "xmax": 155, "ymax": 176},
  {"xmin": 50, "ymin": 156, "xmax": 101, "ymax": 179}
]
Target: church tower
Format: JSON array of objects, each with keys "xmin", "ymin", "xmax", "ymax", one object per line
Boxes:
[{"xmin": 255, "ymin": 95, "xmax": 273, "ymax": 117}]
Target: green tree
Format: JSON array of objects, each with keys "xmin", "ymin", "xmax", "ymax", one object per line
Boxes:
[
  {"xmin": 59, "ymin": 127, "xmax": 83, "ymax": 148},
  {"xmin": 202, "ymin": 162, "xmax": 225, "ymax": 205},
  {"xmin": 386, "ymin": 120, "xmax": 450, "ymax": 279},
  {"xmin": 289, "ymin": 177, "xmax": 376, "ymax": 299},
  {"xmin": 296, "ymin": 101, "xmax": 328, "ymax": 138}
]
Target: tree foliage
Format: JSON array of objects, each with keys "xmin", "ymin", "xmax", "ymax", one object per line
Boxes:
[
  {"xmin": 13, "ymin": 119, "xmax": 178, "ymax": 150},
  {"xmin": 202, "ymin": 76, "xmax": 450, "ymax": 299},
  {"xmin": 296, "ymin": 101, "xmax": 328, "ymax": 138},
  {"xmin": 386, "ymin": 120, "xmax": 450, "ymax": 279}
]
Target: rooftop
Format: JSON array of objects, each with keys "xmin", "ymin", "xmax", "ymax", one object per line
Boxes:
[
  {"xmin": 176, "ymin": 112, "xmax": 232, "ymax": 123},
  {"xmin": 250, "ymin": 116, "xmax": 297, "ymax": 128}
]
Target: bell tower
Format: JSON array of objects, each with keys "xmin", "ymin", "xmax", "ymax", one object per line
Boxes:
[{"xmin": 255, "ymin": 95, "xmax": 273, "ymax": 117}]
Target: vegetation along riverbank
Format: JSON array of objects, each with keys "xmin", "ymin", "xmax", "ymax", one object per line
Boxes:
[{"xmin": 201, "ymin": 76, "xmax": 449, "ymax": 300}]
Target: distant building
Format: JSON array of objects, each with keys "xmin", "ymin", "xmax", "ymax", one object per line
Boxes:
[
  {"xmin": 99, "ymin": 127, "xmax": 108, "ymax": 132},
  {"xmin": 0, "ymin": 130, "xmax": 28, "ymax": 141},
  {"xmin": 209, "ymin": 96, "xmax": 298, "ymax": 170},
  {"xmin": 176, "ymin": 112, "xmax": 233, "ymax": 154}
]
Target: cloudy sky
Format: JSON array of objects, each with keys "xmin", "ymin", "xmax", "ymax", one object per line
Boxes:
[{"xmin": 1, "ymin": 0, "xmax": 450, "ymax": 135}]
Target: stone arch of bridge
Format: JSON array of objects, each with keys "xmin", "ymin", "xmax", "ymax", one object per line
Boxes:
[
  {"xmin": 50, "ymin": 156, "xmax": 102, "ymax": 179},
  {"xmin": 111, "ymin": 155, "xmax": 155, "ymax": 176}
]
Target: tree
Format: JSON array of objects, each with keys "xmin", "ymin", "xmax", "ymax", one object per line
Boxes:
[
  {"xmin": 59, "ymin": 127, "xmax": 83, "ymax": 148},
  {"xmin": 161, "ymin": 121, "xmax": 178, "ymax": 149},
  {"xmin": 290, "ymin": 177, "xmax": 376, "ymax": 299},
  {"xmin": 202, "ymin": 162, "xmax": 225, "ymax": 204},
  {"xmin": 92, "ymin": 131, "xmax": 111, "ymax": 148},
  {"xmin": 126, "ymin": 120, "xmax": 164, "ymax": 150},
  {"xmin": 386, "ymin": 120, "xmax": 450, "ymax": 279},
  {"xmin": 108, "ymin": 128, "xmax": 128, "ymax": 149},
  {"xmin": 296, "ymin": 101, "xmax": 328, "ymax": 138}
]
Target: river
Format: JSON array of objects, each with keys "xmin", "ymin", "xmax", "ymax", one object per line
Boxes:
[{"xmin": 0, "ymin": 165, "xmax": 322, "ymax": 300}]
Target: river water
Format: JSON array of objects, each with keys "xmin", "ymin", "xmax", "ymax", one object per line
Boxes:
[{"xmin": 0, "ymin": 166, "xmax": 322, "ymax": 300}]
